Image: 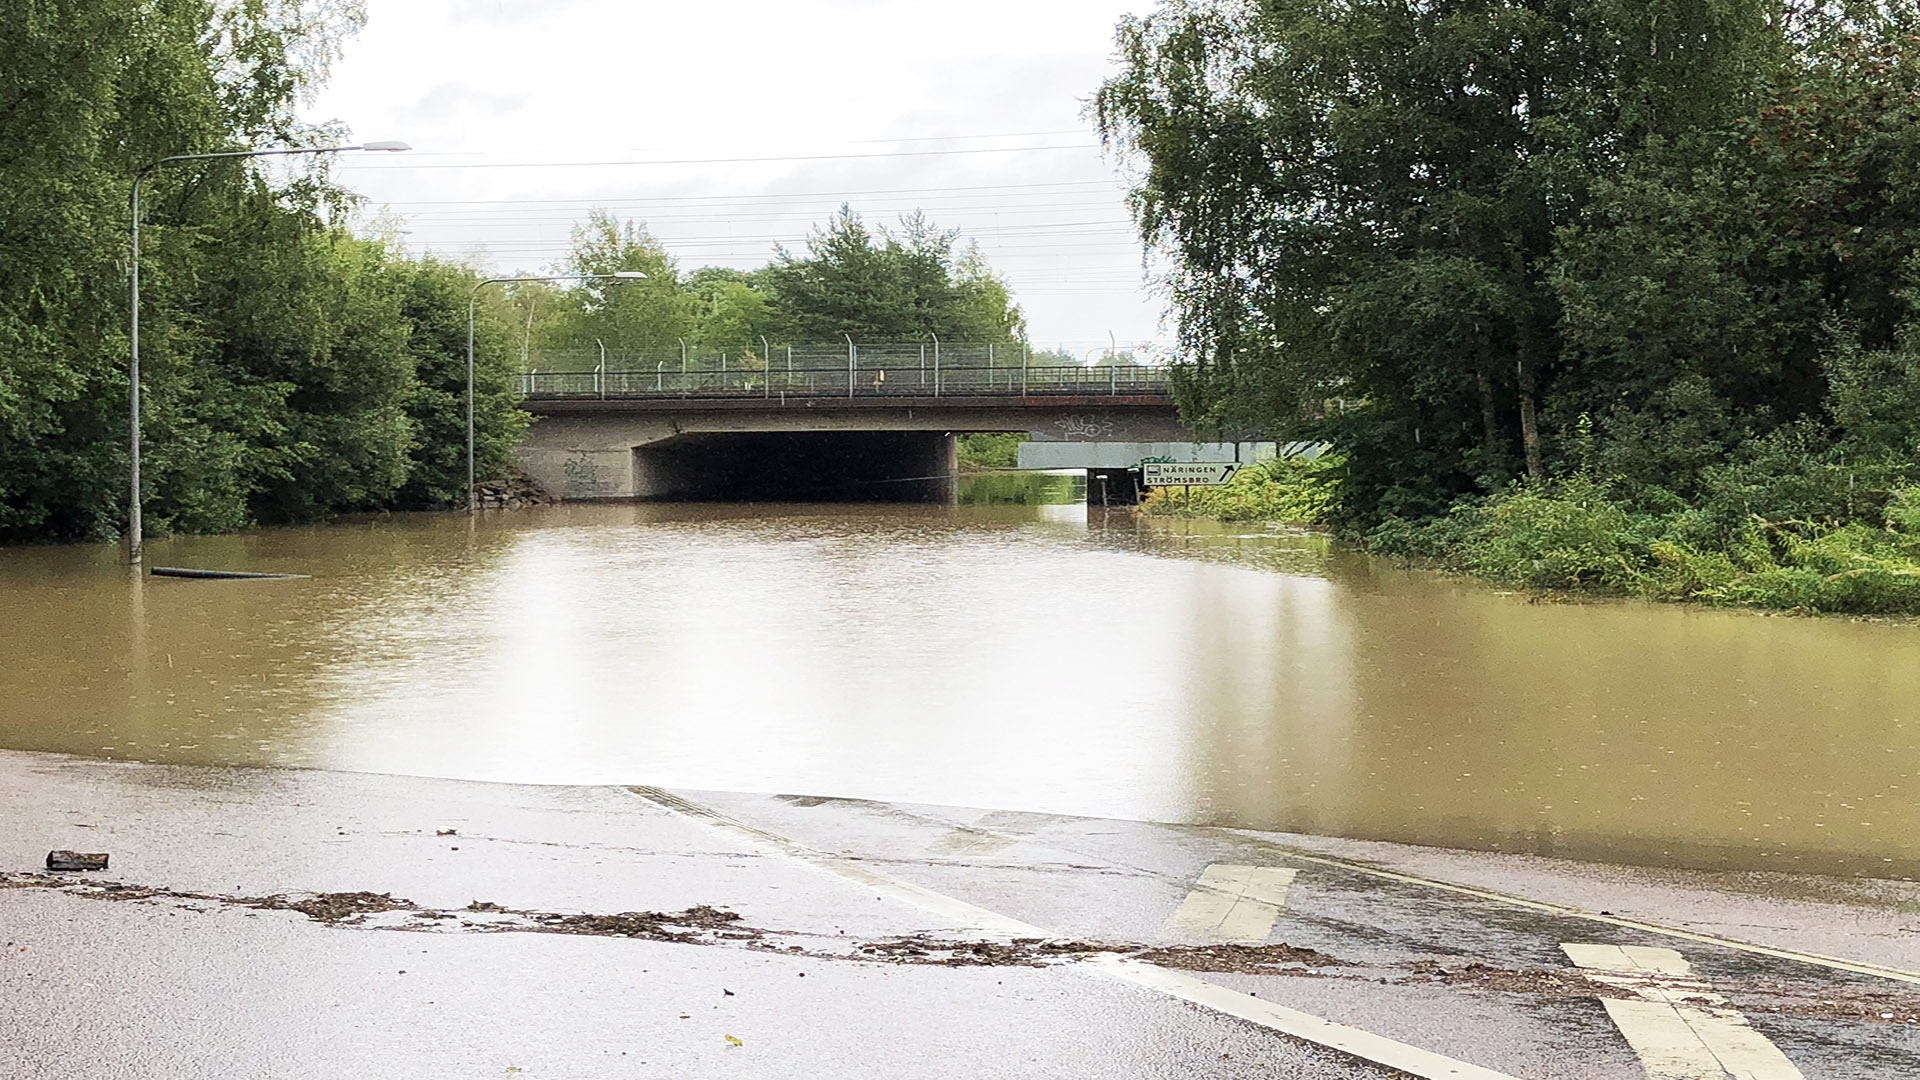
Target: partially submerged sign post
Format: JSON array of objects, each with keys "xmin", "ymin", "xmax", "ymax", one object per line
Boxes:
[{"xmin": 1141, "ymin": 462, "xmax": 1241, "ymax": 487}]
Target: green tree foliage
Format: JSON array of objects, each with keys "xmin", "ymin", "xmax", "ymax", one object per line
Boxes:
[
  {"xmin": 762, "ymin": 206, "xmax": 1026, "ymax": 343},
  {"xmin": 955, "ymin": 432, "xmax": 1028, "ymax": 469},
  {"xmin": 0, "ymin": 0, "xmax": 525, "ymax": 541},
  {"xmin": 537, "ymin": 210, "xmax": 697, "ymax": 354},
  {"xmin": 520, "ymin": 206, "xmax": 1031, "ymax": 363},
  {"xmin": 1100, "ymin": 1, "xmax": 1920, "ymax": 609},
  {"xmin": 394, "ymin": 258, "xmax": 528, "ymax": 509},
  {"xmin": 1098, "ymin": 0, "xmax": 1782, "ymax": 523},
  {"xmin": 685, "ymin": 267, "xmax": 778, "ymax": 352}
]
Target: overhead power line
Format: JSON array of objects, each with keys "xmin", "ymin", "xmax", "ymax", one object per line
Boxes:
[
  {"xmin": 397, "ymin": 219, "xmax": 1134, "ymax": 236},
  {"xmin": 339, "ymin": 144, "xmax": 1100, "ymax": 171},
  {"xmin": 395, "ymin": 204, "xmax": 1133, "ymax": 225},
  {"xmin": 845, "ymin": 129, "xmax": 1090, "ymax": 144},
  {"xmin": 408, "ymin": 227, "xmax": 1145, "ymax": 245},
  {"xmin": 375, "ymin": 179, "xmax": 1123, "ymax": 207}
]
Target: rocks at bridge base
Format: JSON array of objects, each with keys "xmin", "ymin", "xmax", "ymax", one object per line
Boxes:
[{"xmin": 474, "ymin": 471, "xmax": 555, "ymax": 510}]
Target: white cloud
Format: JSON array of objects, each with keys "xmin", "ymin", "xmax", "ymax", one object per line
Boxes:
[{"xmin": 307, "ymin": 0, "xmax": 1166, "ymax": 349}]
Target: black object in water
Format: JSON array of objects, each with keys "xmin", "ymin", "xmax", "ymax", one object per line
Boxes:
[{"xmin": 150, "ymin": 566, "xmax": 308, "ymax": 580}]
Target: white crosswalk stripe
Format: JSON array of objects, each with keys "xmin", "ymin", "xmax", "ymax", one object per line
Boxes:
[
  {"xmin": 1562, "ymin": 944, "xmax": 1805, "ymax": 1080},
  {"xmin": 1162, "ymin": 864, "xmax": 1297, "ymax": 944}
]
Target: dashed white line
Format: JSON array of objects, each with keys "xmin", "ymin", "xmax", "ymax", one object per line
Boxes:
[
  {"xmin": 1562, "ymin": 943, "xmax": 1805, "ymax": 1080},
  {"xmin": 1163, "ymin": 864, "xmax": 1297, "ymax": 943}
]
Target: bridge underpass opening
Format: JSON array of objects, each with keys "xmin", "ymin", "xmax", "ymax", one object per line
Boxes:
[{"xmin": 632, "ymin": 431, "xmax": 957, "ymax": 503}]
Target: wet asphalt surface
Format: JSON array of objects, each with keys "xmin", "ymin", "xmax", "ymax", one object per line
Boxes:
[{"xmin": 2, "ymin": 750, "xmax": 1917, "ymax": 1078}]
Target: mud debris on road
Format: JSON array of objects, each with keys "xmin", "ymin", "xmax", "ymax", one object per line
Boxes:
[
  {"xmin": 526, "ymin": 905, "xmax": 753, "ymax": 944},
  {"xmin": 1134, "ymin": 943, "xmax": 1352, "ymax": 974},
  {"xmin": 1404, "ymin": 960, "xmax": 1614, "ymax": 998},
  {"xmin": 10, "ymin": 866, "xmax": 1920, "ymax": 1030},
  {"xmin": 0, "ymin": 872, "xmax": 756, "ymax": 944},
  {"xmin": 245, "ymin": 891, "xmax": 413, "ymax": 923},
  {"xmin": 854, "ymin": 935, "xmax": 1106, "ymax": 967}
]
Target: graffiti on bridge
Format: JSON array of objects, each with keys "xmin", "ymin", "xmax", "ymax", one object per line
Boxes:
[
  {"xmin": 1055, "ymin": 413, "xmax": 1115, "ymax": 440},
  {"xmin": 562, "ymin": 454, "xmax": 615, "ymax": 497}
]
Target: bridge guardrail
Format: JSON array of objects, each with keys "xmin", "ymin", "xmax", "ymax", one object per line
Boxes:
[{"xmin": 521, "ymin": 363, "xmax": 1170, "ymax": 400}]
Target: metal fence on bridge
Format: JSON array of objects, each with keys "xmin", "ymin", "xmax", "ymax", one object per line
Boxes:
[{"xmin": 518, "ymin": 342, "xmax": 1170, "ymax": 400}]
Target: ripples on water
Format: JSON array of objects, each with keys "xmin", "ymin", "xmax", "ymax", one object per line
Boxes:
[{"xmin": 1, "ymin": 490, "xmax": 1916, "ymax": 878}]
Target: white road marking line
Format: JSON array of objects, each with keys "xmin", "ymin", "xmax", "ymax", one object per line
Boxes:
[
  {"xmin": 1562, "ymin": 943, "xmax": 1805, "ymax": 1080},
  {"xmin": 825, "ymin": 810, "xmax": 1919, "ymax": 988},
  {"xmin": 1091, "ymin": 955, "xmax": 1518, "ymax": 1080},
  {"xmin": 1594, "ymin": 1000, "xmax": 1734, "ymax": 1080},
  {"xmin": 629, "ymin": 787, "xmax": 1521, "ymax": 1080},
  {"xmin": 1563, "ymin": 944, "xmax": 1693, "ymax": 978},
  {"xmin": 1163, "ymin": 864, "xmax": 1297, "ymax": 943},
  {"xmin": 1232, "ymin": 837, "xmax": 1920, "ymax": 987}
]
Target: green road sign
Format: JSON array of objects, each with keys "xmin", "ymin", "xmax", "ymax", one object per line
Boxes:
[{"xmin": 1141, "ymin": 462, "xmax": 1240, "ymax": 486}]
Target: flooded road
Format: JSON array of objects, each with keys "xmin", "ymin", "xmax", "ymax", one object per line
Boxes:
[{"xmin": 2, "ymin": 499, "xmax": 1916, "ymax": 878}]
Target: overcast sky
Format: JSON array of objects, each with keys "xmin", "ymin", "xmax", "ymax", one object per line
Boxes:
[{"xmin": 304, "ymin": 0, "xmax": 1163, "ymax": 353}]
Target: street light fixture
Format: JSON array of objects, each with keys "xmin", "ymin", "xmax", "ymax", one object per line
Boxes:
[
  {"xmin": 466, "ymin": 272, "xmax": 646, "ymax": 513},
  {"xmin": 126, "ymin": 140, "xmax": 411, "ymax": 564}
]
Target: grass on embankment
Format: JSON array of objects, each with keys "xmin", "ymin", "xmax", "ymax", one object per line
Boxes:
[{"xmin": 1142, "ymin": 455, "xmax": 1920, "ymax": 615}]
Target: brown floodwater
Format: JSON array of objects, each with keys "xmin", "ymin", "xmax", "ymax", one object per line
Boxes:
[{"xmin": 2, "ymin": 500, "xmax": 1916, "ymax": 878}]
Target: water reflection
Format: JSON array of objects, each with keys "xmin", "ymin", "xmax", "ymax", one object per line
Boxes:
[{"xmin": 1, "ymin": 502, "xmax": 1915, "ymax": 877}]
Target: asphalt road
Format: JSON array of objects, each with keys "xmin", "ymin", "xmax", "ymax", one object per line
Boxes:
[{"xmin": 2, "ymin": 750, "xmax": 1916, "ymax": 1079}]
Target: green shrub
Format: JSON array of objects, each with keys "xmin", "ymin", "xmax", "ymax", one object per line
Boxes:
[
  {"xmin": 1888, "ymin": 486, "xmax": 1920, "ymax": 540},
  {"xmin": 1447, "ymin": 478, "xmax": 1656, "ymax": 590},
  {"xmin": 1644, "ymin": 540, "xmax": 1741, "ymax": 598},
  {"xmin": 1151, "ymin": 437, "xmax": 1920, "ymax": 615},
  {"xmin": 1370, "ymin": 478, "xmax": 1920, "ymax": 614},
  {"xmin": 1694, "ymin": 423, "xmax": 1875, "ymax": 531}
]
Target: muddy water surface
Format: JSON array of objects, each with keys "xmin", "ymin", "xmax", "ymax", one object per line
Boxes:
[{"xmin": 2, "ymin": 500, "xmax": 1916, "ymax": 877}]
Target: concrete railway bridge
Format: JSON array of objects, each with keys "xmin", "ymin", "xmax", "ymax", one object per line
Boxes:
[{"xmin": 515, "ymin": 353, "xmax": 1274, "ymax": 504}]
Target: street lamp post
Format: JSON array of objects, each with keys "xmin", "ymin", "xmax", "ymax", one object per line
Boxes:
[
  {"xmin": 466, "ymin": 272, "xmax": 644, "ymax": 513},
  {"xmin": 127, "ymin": 140, "xmax": 410, "ymax": 564}
]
